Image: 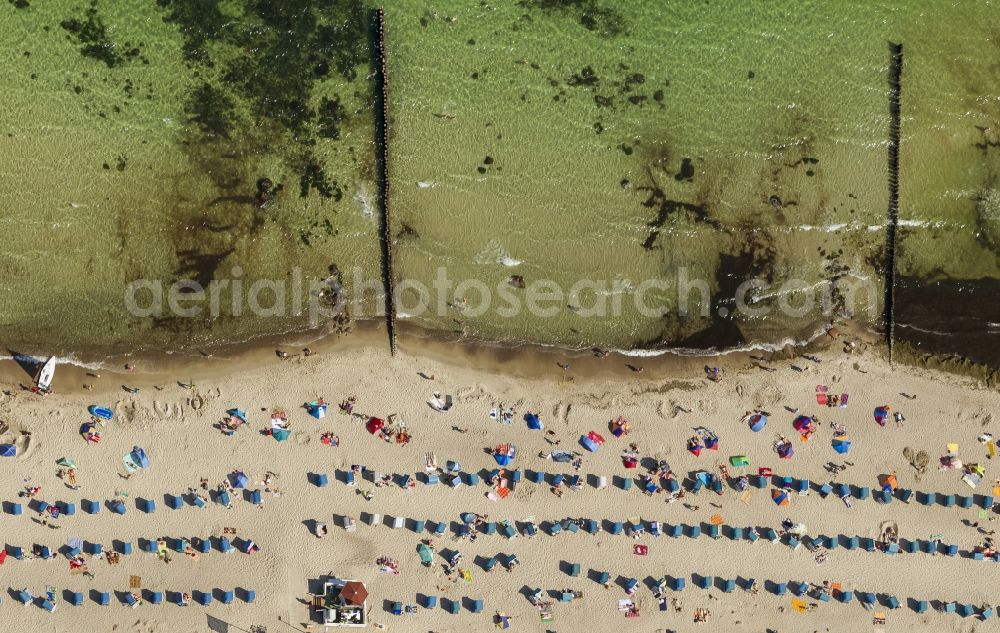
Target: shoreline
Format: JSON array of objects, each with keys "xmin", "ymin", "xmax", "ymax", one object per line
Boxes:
[{"xmin": 2, "ymin": 314, "xmax": 994, "ymax": 400}]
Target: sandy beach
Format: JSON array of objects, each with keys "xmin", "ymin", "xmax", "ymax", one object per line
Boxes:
[{"xmin": 1, "ymin": 330, "xmax": 998, "ymax": 633}]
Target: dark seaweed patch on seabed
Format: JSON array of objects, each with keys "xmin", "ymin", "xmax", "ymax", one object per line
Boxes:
[
  {"xmin": 61, "ymin": 0, "xmax": 142, "ymax": 68},
  {"xmin": 518, "ymin": 0, "xmax": 627, "ymax": 37}
]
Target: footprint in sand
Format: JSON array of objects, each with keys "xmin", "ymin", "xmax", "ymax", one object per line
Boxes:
[{"xmin": 296, "ymin": 434, "xmax": 311, "ymax": 446}]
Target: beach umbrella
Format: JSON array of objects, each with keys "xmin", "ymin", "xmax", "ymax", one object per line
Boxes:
[
  {"xmin": 525, "ymin": 413, "xmax": 543, "ymax": 430},
  {"xmin": 226, "ymin": 409, "xmax": 248, "ymax": 424},
  {"xmin": 748, "ymin": 413, "xmax": 767, "ymax": 432},
  {"xmin": 704, "ymin": 435, "xmax": 719, "ymax": 451},
  {"xmin": 771, "ymin": 489, "xmax": 790, "ymax": 506},
  {"xmin": 777, "ymin": 442, "xmax": 794, "ymax": 459},
  {"xmin": 231, "ymin": 472, "xmax": 250, "ymax": 489},
  {"xmin": 831, "ymin": 436, "xmax": 851, "ymax": 454},
  {"xmin": 0, "ymin": 445, "xmax": 17, "ymax": 457},
  {"xmin": 494, "ymin": 452, "xmax": 513, "ymax": 467},
  {"xmin": 339, "ymin": 581, "xmax": 367, "ymax": 606},
  {"xmin": 306, "ymin": 402, "xmax": 327, "ymax": 419},
  {"xmin": 130, "ymin": 447, "xmax": 150, "ymax": 468},
  {"xmin": 687, "ymin": 438, "xmax": 703, "ymax": 456},
  {"xmin": 272, "ymin": 428, "xmax": 290, "ymax": 442},
  {"xmin": 874, "ymin": 406, "xmax": 889, "ymax": 426},
  {"xmin": 793, "ymin": 415, "xmax": 813, "ymax": 432},
  {"xmin": 366, "ymin": 417, "xmax": 385, "ymax": 434},
  {"xmin": 580, "ymin": 434, "xmax": 600, "ymax": 452}
]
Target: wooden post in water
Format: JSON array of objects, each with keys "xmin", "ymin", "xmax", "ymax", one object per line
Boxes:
[
  {"xmin": 885, "ymin": 42, "xmax": 903, "ymax": 364},
  {"xmin": 372, "ymin": 7, "xmax": 396, "ymax": 355}
]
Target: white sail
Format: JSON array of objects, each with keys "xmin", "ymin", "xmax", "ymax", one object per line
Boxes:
[{"xmin": 36, "ymin": 356, "xmax": 55, "ymax": 391}]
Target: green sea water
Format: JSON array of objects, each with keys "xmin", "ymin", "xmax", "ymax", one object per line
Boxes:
[{"xmin": 1, "ymin": 1, "xmax": 998, "ymax": 359}]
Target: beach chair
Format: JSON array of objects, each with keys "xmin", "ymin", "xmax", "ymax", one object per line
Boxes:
[
  {"xmin": 67, "ymin": 591, "xmax": 83, "ymax": 606},
  {"xmin": 787, "ymin": 536, "xmax": 799, "ymax": 549},
  {"xmin": 449, "ymin": 476, "xmax": 463, "ymax": 489},
  {"xmin": 413, "ymin": 519, "xmax": 426, "ymax": 533},
  {"xmin": 501, "ymin": 520, "xmax": 516, "ymax": 539},
  {"xmin": 898, "ymin": 488, "xmax": 912, "ymax": 503},
  {"xmin": 920, "ymin": 491, "xmax": 936, "ymax": 505},
  {"xmin": 41, "ymin": 599, "xmax": 56, "ymax": 612},
  {"xmin": 7, "ymin": 502, "xmax": 22, "ymax": 515},
  {"xmin": 688, "ymin": 524, "xmax": 701, "ymax": 539},
  {"xmin": 775, "ymin": 583, "xmax": 787, "ymax": 596},
  {"xmin": 425, "ymin": 473, "xmax": 440, "ymax": 486},
  {"xmin": 624, "ymin": 578, "xmax": 638, "ymax": 595},
  {"xmin": 972, "ymin": 551, "xmax": 984, "ymax": 560},
  {"xmin": 124, "ymin": 593, "xmax": 140, "ymax": 608},
  {"xmin": 668, "ymin": 524, "xmax": 683, "ymax": 538},
  {"xmin": 621, "ymin": 477, "xmax": 633, "ymax": 491},
  {"xmin": 731, "ymin": 526, "xmax": 744, "ymax": 540},
  {"xmin": 166, "ymin": 494, "xmax": 183, "ymax": 510},
  {"xmin": 596, "ymin": 475, "xmax": 607, "ymax": 489},
  {"xmin": 569, "ymin": 563, "xmax": 581, "ymax": 577},
  {"xmin": 694, "ymin": 575, "xmax": 712, "ymax": 589},
  {"xmin": 958, "ymin": 495, "xmax": 974, "ymax": 508},
  {"xmin": 877, "ymin": 489, "xmax": 892, "ymax": 504},
  {"xmin": 818, "ymin": 591, "xmax": 831, "ymax": 602},
  {"xmin": 483, "ymin": 556, "xmax": 497, "ymax": 572},
  {"xmin": 746, "ymin": 527, "xmax": 759, "ymax": 542},
  {"xmin": 196, "ymin": 538, "xmax": 211, "ymax": 554},
  {"xmin": 753, "ymin": 475, "xmax": 768, "ymax": 488},
  {"xmin": 796, "ymin": 479, "xmax": 810, "ymax": 495},
  {"xmin": 528, "ymin": 470, "xmax": 544, "ymax": 484},
  {"xmin": 707, "ymin": 524, "xmax": 720, "ymax": 539},
  {"xmin": 466, "ymin": 473, "xmax": 482, "ymax": 486},
  {"xmin": 523, "ymin": 521, "xmax": 537, "ymax": 537},
  {"xmin": 982, "ymin": 495, "xmax": 995, "ymax": 508},
  {"xmin": 671, "ymin": 576, "xmax": 686, "ymax": 591},
  {"xmin": 584, "ymin": 519, "xmax": 598, "ymax": 534},
  {"xmin": 861, "ymin": 537, "xmax": 876, "ymax": 552},
  {"xmin": 243, "ymin": 590, "xmax": 256, "ymax": 603},
  {"xmin": 665, "ymin": 478, "xmax": 680, "ymax": 493},
  {"xmin": 392, "ymin": 516, "xmax": 404, "ymax": 529},
  {"xmin": 857, "ymin": 486, "xmax": 870, "ymax": 500},
  {"xmin": 921, "ymin": 539, "xmax": 935, "ymax": 554},
  {"xmin": 944, "ymin": 602, "xmax": 956, "ymax": 613},
  {"xmin": 886, "ymin": 542, "xmax": 899, "ymax": 554},
  {"xmin": 445, "ymin": 599, "xmax": 460, "ymax": 614},
  {"xmin": 690, "ymin": 479, "xmax": 704, "ymax": 493},
  {"xmin": 945, "ymin": 543, "xmax": 959, "ymax": 556},
  {"xmin": 609, "ymin": 521, "xmax": 624, "ymax": 535},
  {"xmin": 722, "ymin": 579, "xmax": 735, "ymax": 593},
  {"xmin": 220, "ymin": 590, "xmax": 234, "ymax": 604},
  {"xmin": 981, "ymin": 605, "xmax": 993, "ymax": 618},
  {"xmin": 219, "ymin": 537, "xmax": 234, "ymax": 553},
  {"xmin": 195, "ymin": 591, "xmax": 212, "ymax": 606},
  {"xmin": 903, "ymin": 539, "xmax": 918, "ymax": 554},
  {"xmin": 549, "ymin": 521, "xmax": 562, "ymax": 536},
  {"xmin": 551, "ymin": 473, "xmax": 564, "ymax": 487},
  {"xmin": 650, "ymin": 521, "xmax": 661, "ymax": 537},
  {"xmin": 193, "ymin": 495, "xmax": 206, "ymax": 508},
  {"xmin": 433, "ymin": 521, "xmax": 446, "ymax": 537},
  {"xmin": 565, "ymin": 520, "xmax": 579, "ymax": 534},
  {"xmin": 119, "ymin": 541, "xmax": 133, "ymax": 555},
  {"xmin": 846, "ymin": 536, "xmax": 859, "ymax": 550},
  {"xmin": 95, "ymin": 591, "xmax": 110, "ymax": 606},
  {"xmin": 793, "ymin": 582, "xmax": 808, "ymax": 597},
  {"xmin": 819, "ymin": 483, "xmax": 833, "ymax": 497},
  {"xmin": 887, "ymin": 595, "xmax": 900, "ymax": 610},
  {"xmin": 62, "ymin": 502, "xmax": 76, "ymax": 516},
  {"xmin": 470, "ymin": 599, "xmax": 483, "ymax": 613}
]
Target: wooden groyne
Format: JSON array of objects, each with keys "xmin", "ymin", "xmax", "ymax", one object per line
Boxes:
[
  {"xmin": 372, "ymin": 7, "xmax": 396, "ymax": 355},
  {"xmin": 885, "ymin": 42, "xmax": 903, "ymax": 363}
]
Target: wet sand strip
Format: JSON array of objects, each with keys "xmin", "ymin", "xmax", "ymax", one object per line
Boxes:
[
  {"xmin": 372, "ymin": 6, "xmax": 397, "ymax": 355},
  {"xmin": 885, "ymin": 42, "xmax": 903, "ymax": 361}
]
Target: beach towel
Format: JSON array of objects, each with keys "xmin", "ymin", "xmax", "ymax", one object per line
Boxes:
[
  {"xmin": 633, "ymin": 544, "xmax": 648, "ymax": 556},
  {"xmin": 816, "ymin": 393, "xmax": 827, "ymax": 405},
  {"xmin": 496, "ymin": 486, "xmax": 509, "ymax": 498},
  {"xmin": 840, "ymin": 393, "xmax": 849, "ymax": 407}
]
